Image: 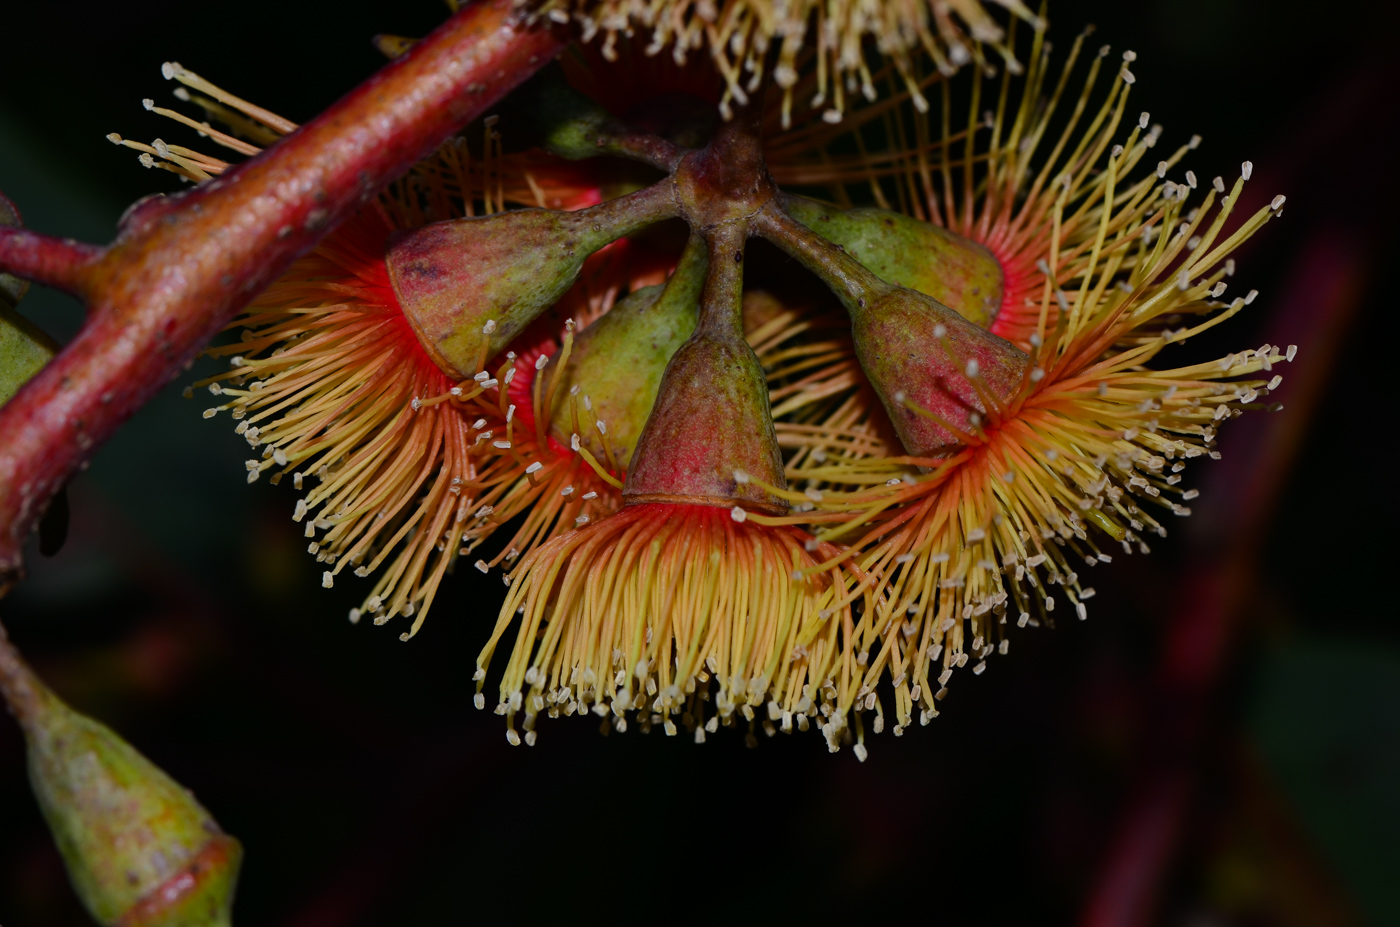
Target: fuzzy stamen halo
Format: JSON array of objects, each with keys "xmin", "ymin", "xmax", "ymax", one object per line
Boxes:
[
  {"xmin": 197, "ymin": 211, "xmax": 472, "ymax": 636},
  {"xmin": 118, "ymin": 24, "xmax": 1292, "ymax": 755},
  {"xmin": 784, "ymin": 160, "xmax": 1289, "ymax": 728},
  {"xmin": 449, "ymin": 323, "xmax": 630, "ymax": 577},
  {"xmin": 475, "ymin": 503, "xmax": 883, "ymax": 749},
  {"xmin": 474, "ymin": 211, "xmax": 885, "ymax": 753},
  {"xmin": 121, "ymin": 65, "xmax": 669, "ymax": 636},
  {"xmin": 753, "ymin": 23, "xmax": 1257, "ymax": 450},
  {"xmin": 508, "ymin": 0, "xmax": 1045, "ymax": 127},
  {"xmin": 202, "ymin": 218, "xmax": 656, "ymax": 637}
]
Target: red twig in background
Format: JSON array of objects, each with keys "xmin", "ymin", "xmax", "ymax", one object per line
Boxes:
[
  {"xmin": 1078, "ymin": 229, "xmax": 1368, "ymax": 927},
  {"xmin": 0, "ymin": 0, "xmax": 563, "ymax": 586},
  {"xmin": 1077, "ymin": 55, "xmax": 1398, "ymax": 925}
]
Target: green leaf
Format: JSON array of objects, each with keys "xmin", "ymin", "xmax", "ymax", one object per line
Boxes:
[
  {"xmin": 1, "ymin": 196, "xmax": 58, "ymax": 406},
  {"xmin": 0, "ymin": 301, "xmax": 57, "ymax": 407}
]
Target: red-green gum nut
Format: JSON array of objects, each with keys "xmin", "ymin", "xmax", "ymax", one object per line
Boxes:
[
  {"xmin": 623, "ymin": 225, "xmax": 788, "ymax": 514},
  {"xmin": 385, "ymin": 180, "xmax": 678, "ymax": 378},
  {"xmin": 0, "ymin": 630, "xmax": 240, "ymax": 926},
  {"xmin": 549, "ymin": 234, "xmax": 707, "ymax": 469},
  {"xmin": 757, "ymin": 202, "xmax": 1028, "ymax": 457},
  {"xmin": 778, "ymin": 193, "xmax": 1004, "ymax": 328},
  {"xmin": 853, "ymin": 287, "xmax": 1028, "ymax": 454}
]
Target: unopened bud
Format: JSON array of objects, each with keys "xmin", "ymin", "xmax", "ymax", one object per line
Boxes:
[
  {"xmin": 0, "ymin": 626, "xmax": 241, "ymax": 926},
  {"xmin": 781, "ymin": 194, "xmax": 1004, "ymax": 328},
  {"xmin": 548, "ymin": 236, "xmax": 707, "ymax": 468},
  {"xmin": 387, "ymin": 183, "xmax": 676, "ymax": 377}
]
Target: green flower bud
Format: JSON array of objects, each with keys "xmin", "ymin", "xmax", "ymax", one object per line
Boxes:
[
  {"xmin": 500, "ymin": 61, "xmax": 626, "ymax": 162},
  {"xmin": 0, "ymin": 627, "xmax": 241, "ymax": 927},
  {"xmin": 780, "ymin": 194, "xmax": 1004, "ymax": 327},
  {"xmin": 624, "ymin": 226, "xmax": 787, "ymax": 513},
  {"xmin": 386, "ymin": 182, "xmax": 677, "ymax": 378},
  {"xmin": 759, "ymin": 202, "xmax": 1027, "ymax": 456},
  {"xmin": 550, "ymin": 235, "xmax": 707, "ymax": 469}
]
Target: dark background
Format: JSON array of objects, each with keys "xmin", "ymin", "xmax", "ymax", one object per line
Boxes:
[{"xmin": 1, "ymin": 1, "xmax": 1397, "ymax": 924}]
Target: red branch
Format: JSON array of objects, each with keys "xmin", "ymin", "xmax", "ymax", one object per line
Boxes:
[
  {"xmin": 0, "ymin": 228, "xmax": 103, "ymax": 297},
  {"xmin": 1076, "ymin": 57, "xmax": 1396, "ymax": 924},
  {"xmin": 0, "ymin": 0, "xmax": 563, "ymax": 582},
  {"xmin": 1077, "ymin": 227, "xmax": 1368, "ymax": 927}
]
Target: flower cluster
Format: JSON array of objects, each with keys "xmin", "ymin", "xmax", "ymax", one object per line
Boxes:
[
  {"xmin": 502, "ymin": 0, "xmax": 1043, "ymax": 125},
  {"xmin": 119, "ymin": 15, "xmax": 1288, "ymax": 757}
]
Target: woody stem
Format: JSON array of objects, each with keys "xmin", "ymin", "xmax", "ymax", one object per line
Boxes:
[
  {"xmin": 0, "ymin": 228, "xmax": 102, "ymax": 298},
  {"xmin": 0, "ymin": 0, "xmax": 563, "ymax": 585},
  {"xmin": 695, "ymin": 223, "xmax": 748, "ymax": 340}
]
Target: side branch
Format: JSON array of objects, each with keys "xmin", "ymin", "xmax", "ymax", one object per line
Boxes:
[
  {"xmin": 0, "ymin": 226, "xmax": 103, "ymax": 298},
  {"xmin": 0, "ymin": 0, "xmax": 564, "ymax": 581}
]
